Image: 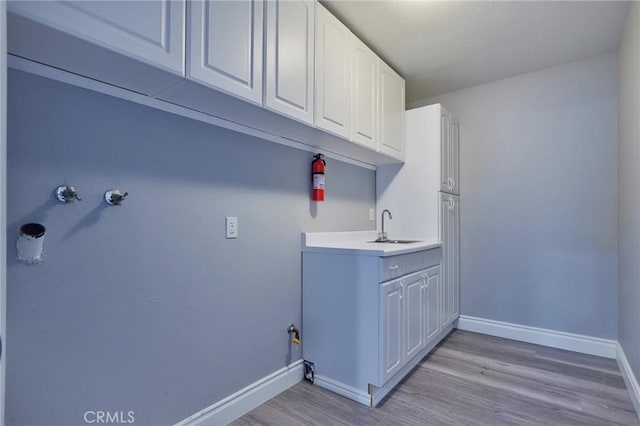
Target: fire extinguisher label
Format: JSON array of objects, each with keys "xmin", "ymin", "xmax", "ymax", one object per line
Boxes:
[{"xmin": 313, "ymin": 174, "xmax": 325, "ymax": 189}]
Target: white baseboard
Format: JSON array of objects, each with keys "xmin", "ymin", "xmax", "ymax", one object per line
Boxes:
[
  {"xmin": 175, "ymin": 360, "xmax": 303, "ymax": 426},
  {"xmin": 616, "ymin": 343, "xmax": 640, "ymax": 420},
  {"xmin": 457, "ymin": 315, "xmax": 617, "ymax": 359},
  {"xmin": 314, "ymin": 375, "xmax": 371, "ymax": 406}
]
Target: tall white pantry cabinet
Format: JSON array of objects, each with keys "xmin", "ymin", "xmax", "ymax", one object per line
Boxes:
[{"xmin": 377, "ymin": 103, "xmax": 460, "ymax": 328}]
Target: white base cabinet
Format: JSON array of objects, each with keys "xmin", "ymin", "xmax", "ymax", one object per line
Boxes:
[
  {"xmin": 303, "ymin": 247, "xmax": 452, "ymax": 407},
  {"xmin": 440, "ymin": 192, "xmax": 460, "ymax": 327},
  {"xmin": 380, "ymin": 266, "xmax": 441, "ymax": 385}
]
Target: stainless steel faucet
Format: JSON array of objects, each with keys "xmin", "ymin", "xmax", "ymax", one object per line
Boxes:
[{"xmin": 379, "ymin": 209, "xmax": 392, "ymax": 242}]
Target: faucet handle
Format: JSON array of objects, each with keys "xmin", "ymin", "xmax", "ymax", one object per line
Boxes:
[
  {"xmin": 55, "ymin": 185, "xmax": 81, "ymax": 203},
  {"xmin": 104, "ymin": 189, "xmax": 128, "ymax": 206},
  {"xmin": 376, "ymin": 232, "xmax": 388, "ymax": 242}
]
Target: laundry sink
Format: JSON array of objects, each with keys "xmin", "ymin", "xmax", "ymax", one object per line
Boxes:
[{"xmin": 368, "ymin": 239, "xmax": 423, "ymax": 244}]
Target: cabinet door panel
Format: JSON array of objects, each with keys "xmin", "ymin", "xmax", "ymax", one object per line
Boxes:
[
  {"xmin": 451, "ymin": 196, "xmax": 460, "ymax": 321},
  {"xmin": 8, "ymin": 0, "xmax": 185, "ymax": 75},
  {"xmin": 451, "ymin": 121, "xmax": 460, "ymax": 195},
  {"xmin": 378, "ymin": 60, "xmax": 405, "ymax": 160},
  {"xmin": 440, "ymin": 112, "xmax": 451, "ymax": 193},
  {"xmin": 380, "ymin": 279, "xmax": 403, "ymax": 383},
  {"xmin": 439, "ymin": 193, "xmax": 451, "ymax": 327},
  {"xmin": 189, "ymin": 0, "xmax": 263, "ymax": 105},
  {"xmin": 424, "ymin": 266, "xmax": 441, "ymax": 342},
  {"xmin": 351, "ymin": 38, "xmax": 377, "ymax": 148},
  {"xmin": 315, "ymin": 3, "xmax": 350, "ymax": 138},
  {"xmin": 265, "ymin": 0, "xmax": 314, "ymax": 124},
  {"xmin": 404, "ymin": 273, "xmax": 424, "ymax": 360}
]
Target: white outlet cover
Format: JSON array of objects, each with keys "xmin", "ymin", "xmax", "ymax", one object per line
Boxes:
[
  {"xmin": 369, "ymin": 208, "xmax": 375, "ymax": 221},
  {"xmin": 226, "ymin": 217, "xmax": 238, "ymax": 239}
]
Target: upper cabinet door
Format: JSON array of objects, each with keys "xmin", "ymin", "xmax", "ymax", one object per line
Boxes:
[
  {"xmin": 188, "ymin": 0, "xmax": 263, "ymax": 105},
  {"xmin": 351, "ymin": 38, "xmax": 377, "ymax": 149},
  {"xmin": 451, "ymin": 121, "xmax": 460, "ymax": 195},
  {"xmin": 378, "ymin": 60, "xmax": 405, "ymax": 161},
  {"xmin": 265, "ymin": 0, "xmax": 315, "ymax": 125},
  {"xmin": 440, "ymin": 110, "xmax": 452, "ymax": 193},
  {"xmin": 314, "ymin": 3, "xmax": 350, "ymax": 138},
  {"xmin": 8, "ymin": 1, "xmax": 185, "ymax": 76}
]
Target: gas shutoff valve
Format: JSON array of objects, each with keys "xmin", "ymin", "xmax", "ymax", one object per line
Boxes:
[{"xmin": 287, "ymin": 324, "xmax": 300, "ymax": 345}]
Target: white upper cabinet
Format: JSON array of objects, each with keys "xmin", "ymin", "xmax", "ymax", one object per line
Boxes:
[
  {"xmin": 8, "ymin": 0, "xmax": 185, "ymax": 94},
  {"xmin": 351, "ymin": 37, "xmax": 378, "ymax": 149},
  {"xmin": 378, "ymin": 60, "xmax": 405, "ymax": 161},
  {"xmin": 314, "ymin": 3, "xmax": 351, "ymax": 138},
  {"xmin": 451, "ymin": 121, "xmax": 460, "ymax": 195},
  {"xmin": 440, "ymin": 110, "xmax": 452, "ymax": 193},
  {"xmin": 440, "ymin": 107, "xmax": 460, "ymax": 195},
  {"xmin": 188, "ymin": 0, "xmax": 263, "ymax": 105},
  {"xmin": 265, "ymin": 0, "xmax": 315, "ymax": 125},
  {"xmin": 8, "ymin": 0, "xmax": 407, "ymax": 165}
]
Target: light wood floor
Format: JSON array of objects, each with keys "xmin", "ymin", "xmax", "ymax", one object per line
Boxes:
[{"xmin": 233, "ymin": 330, "xmax": 639, "ymax": 425}]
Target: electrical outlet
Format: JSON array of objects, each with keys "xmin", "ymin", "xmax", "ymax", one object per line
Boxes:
[
  {"xmin": 369, "ymin": 208, "xmax": 375, "ymax": 221},
  {"xmin": 226, "ymin": 217, "xmax": 238, "ymax": 239}
]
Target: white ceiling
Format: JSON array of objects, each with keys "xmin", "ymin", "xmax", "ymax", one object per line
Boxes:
[{"xmin": 321, "ymin": 1, "xmax": 630, "ymax": 103}]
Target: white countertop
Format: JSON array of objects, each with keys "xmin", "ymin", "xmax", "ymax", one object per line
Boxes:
[{"xmin": 301, "ymin": 231, "xmax": 442, "ymax": 257}]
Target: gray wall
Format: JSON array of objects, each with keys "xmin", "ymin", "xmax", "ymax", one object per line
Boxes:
[
  {"xmin": 618, "ymin": 2, "xmax": 640, "ymax": 387},
  {"xmin": 411, "ymin": 53, "xmax": 618, "ymax": 339},
  {"xmin": 6, "ymin": 69, "xmax": 375, "ymax": 426}
]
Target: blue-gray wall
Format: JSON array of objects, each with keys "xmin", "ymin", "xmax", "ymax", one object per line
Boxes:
[
  {"xmin": 618, "ymin": 1, "xmax": 640, "ymax": 395},
  {"xmin": 411, "ymin": 53, "xmax": 619, "ymax": 339},
  {"xmin": 6, "ymin": 69, "xmax": 375, "ymax": 426}
]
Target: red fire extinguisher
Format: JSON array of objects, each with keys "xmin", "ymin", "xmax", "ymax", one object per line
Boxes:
[{"xmin": 312, "ymin": 153, "xmax": 326, "ymax": 201}]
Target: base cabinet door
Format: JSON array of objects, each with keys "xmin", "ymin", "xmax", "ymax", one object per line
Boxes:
[
  {"xmin": 380, "ymin": 278, "xmax": 404, "ymax": 384},
  {"xmin": 440, "ymin": 193, "xmax": 460, "ymax": 326},
  {"xmin": 188, "ymin": 0, "xmax": 263, "ymax": 105},
  {"xmin": 440, "ymin": 193, "xmax": 452, "ymax": 327},
  {"xmin": 404, "ymin": 272, "xmax": 425, "ymax": 360},
  {"xmin": 450, "ymin": 195, "xmax": 460, "ymax": 321},
  {"xmin": 424, "ymin": 265, "xmax": 441, "ymax": 343}
]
